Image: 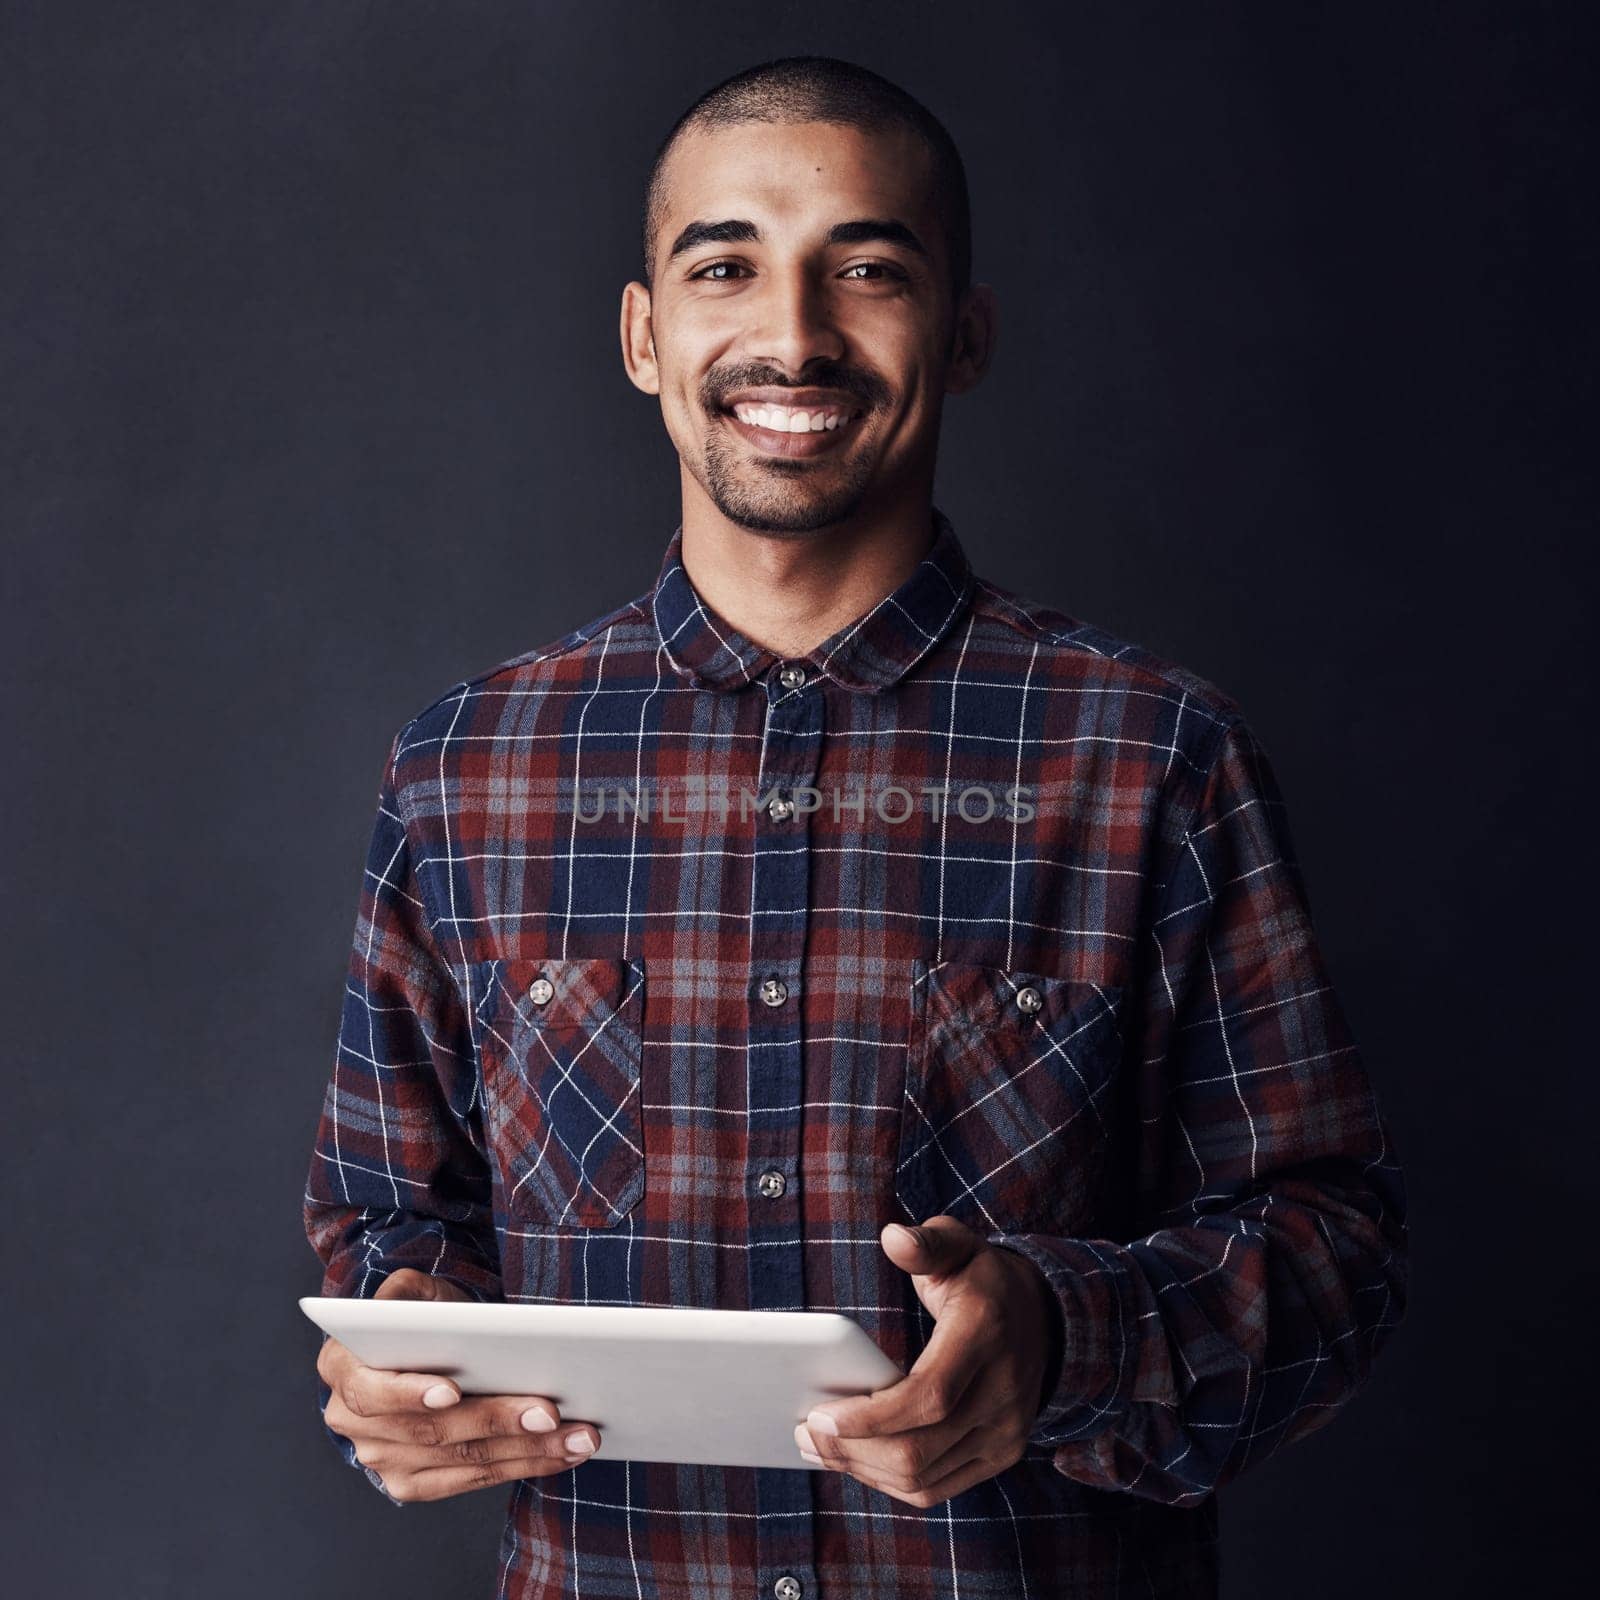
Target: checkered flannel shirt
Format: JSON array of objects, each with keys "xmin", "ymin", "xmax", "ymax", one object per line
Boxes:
[{"xmin": 304, "ymin": 506, "xmax": 1408, "ymax": 1598}]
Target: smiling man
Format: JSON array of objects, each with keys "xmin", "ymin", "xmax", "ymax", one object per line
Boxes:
[{"xmin": 305, "ymin": 55, "xmax": 1409, "ymax": 1600}]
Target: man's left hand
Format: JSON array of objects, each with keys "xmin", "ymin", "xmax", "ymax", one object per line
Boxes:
[{"xmin": 795, "ymin": 1215, "xmax": 1063, "ymax": 1506}]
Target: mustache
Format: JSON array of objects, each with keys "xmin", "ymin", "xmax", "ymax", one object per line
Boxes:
[{"xmin": 703, "ymin": 367, "xmax": 890, "ymax": 409}]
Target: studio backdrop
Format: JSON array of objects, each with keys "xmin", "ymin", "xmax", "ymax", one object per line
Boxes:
[{"xmin": 3, "ymin": 2, "xmax": 1588, "ymax": 1597}]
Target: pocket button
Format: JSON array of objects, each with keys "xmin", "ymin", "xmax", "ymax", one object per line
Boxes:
[
  {"xmin": 1015, "ymin": 984, "xmax": 1043, "ymax": 1014},
  {"xmin": 528, "ymin": 976, "xmax": 554, "ymax": 1005}
]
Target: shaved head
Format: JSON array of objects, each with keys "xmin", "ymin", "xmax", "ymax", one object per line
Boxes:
[{"xmin": 642, "ymin": 55, "xmax": 972, "ymax": 307}]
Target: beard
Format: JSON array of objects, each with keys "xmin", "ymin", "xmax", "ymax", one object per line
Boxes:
[{"xmin": 696, "ymin": 420, "xmax": 882, "ymax": 535}]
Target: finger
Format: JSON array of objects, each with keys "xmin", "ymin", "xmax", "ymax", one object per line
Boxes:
[
  {"xmin": 325, "ymin": 1388, "xmax": 563, "ymax": 1445},
  {"xmin": 326, "ymin": 1272, "xmax": 476, "ymax": 1413},
  {"xmin": 377, "ymin": 1437, "xmax": 600, "ymax": 1504},
  {"xmin": 355, "ymin": 1421, "xmax": 601, "ymax": 1473},
  {"xmin": 334, "ymin": 1356, "xmax": 469, "ymax": 1420},
  {"xmin": 857, "ymin": 1420, "xmax": 1017, "ymax": 1504},
  {"xmin": 873, "ymin": 1444, "xmax": 1007, "ymax": 1509},
  {"xmin": 802, "ymin": 1428, "xmax": 1014, "ymax": 1509},
  {"xmin": 317, "ymin": 1332, "xmax": 475, "ymax": 1410},
  {"xmin": 801, "ymin": 1311, "xmax": 1010, "ymax": 1485},
  {"xmin": 796, "ymin": 1399, "xmax": 974, "ymax": 1488},
  {"xmin": 807, "ymin": 1292, "xmax": 992, "ymax": 1444}
]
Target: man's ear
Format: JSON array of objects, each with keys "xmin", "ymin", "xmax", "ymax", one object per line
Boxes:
[
  {"xmin": 620, "ymin": 280, "xmax": 661, "ymax": 396},
  {"xmin": 944, "ymin": 281, "xmax": 998, "ymax": 397}
]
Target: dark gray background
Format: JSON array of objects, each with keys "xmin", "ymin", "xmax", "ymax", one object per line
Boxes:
[{"xmin": 4, "ymin": 1, "xmax": 1590, "ymax": 1595}]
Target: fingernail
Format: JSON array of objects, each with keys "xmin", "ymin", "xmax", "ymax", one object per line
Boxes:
[
  {"xmin": 521, "ymin": 1406, "xmax": 557, "ymax": 1432},
  {"xmin": 567, "ymin": 1430, "xmax": 597, "ymax": 1454},
  {"xmin": 422, "ymin": 1384, "xmax": 457, "ymax": 1408},
  {"xmin": 794, "ymin": 1424, "xmax": 818, "ymax": 1454},
  {"xmin": 806, "ymin": 1409, "xmax": 838, "ymax": 1437},
  {"xmin": 800, "ymin": 1450, "xmax": 823, "ymax": 1466}
]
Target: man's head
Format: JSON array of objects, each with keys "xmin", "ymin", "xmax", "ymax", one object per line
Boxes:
[
  {"xmin": 640, "ymin": 57, "xmax": 973, "ymax": 309},
  {"xmin": 621, "ymin": 55, "xmax": 996, "ymax": 537}
]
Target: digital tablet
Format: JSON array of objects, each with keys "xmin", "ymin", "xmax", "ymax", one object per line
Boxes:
[{"xmin": 300, "ymin": 1297, "xmax": 905, "ymax": 1471}]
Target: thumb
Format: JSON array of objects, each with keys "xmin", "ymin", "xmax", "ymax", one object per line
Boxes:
[
  {"xmin": 373, "ymin": 1268, "xmax": 468, "ymax": 1302},
  {"xmin": 881, "ymin": 1215, "xmax": 983, "ymax": 1296}
]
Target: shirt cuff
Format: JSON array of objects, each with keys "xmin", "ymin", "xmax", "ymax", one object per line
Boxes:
[
  {"xmin": 985, "ymin": 1231, "xmax": 1134, "ymax": 1445},
  {"xmin": 318, "ymin": 1242, "xmax": 503, "ymax": 1305}
]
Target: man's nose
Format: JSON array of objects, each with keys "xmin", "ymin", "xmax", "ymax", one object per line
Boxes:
[{"xmin": 744, "ymin": 268, "xmax": 845, "ymax": 374}]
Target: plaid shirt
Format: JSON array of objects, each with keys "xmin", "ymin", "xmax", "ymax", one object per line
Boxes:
[{"xmin": 304, "ymin": 506, "xmax": 1408, "ymax": 1599}]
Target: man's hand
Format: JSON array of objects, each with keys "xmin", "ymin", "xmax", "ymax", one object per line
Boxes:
[
  {"xmin": 794, "ymin": 1217, "xmax": 1062, "ymax": 1507},
  {"xmin": 316, "ymin": 1268, "xmax": 603, "ymax": 1502}
]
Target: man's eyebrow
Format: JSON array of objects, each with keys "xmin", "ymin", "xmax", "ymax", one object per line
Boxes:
[
  {"xmin": 665, "ymin": 217, "xmax": 930, "ymax": 264},
  {"xmin": 825, "ymin": 218, "xmax": 929, "ymax": 257}
]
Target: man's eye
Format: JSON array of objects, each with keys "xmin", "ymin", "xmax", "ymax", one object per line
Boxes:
[
  {"xmin": 690, "ymin": 261, "xmax": 750, "ymax": 281},
  {"xmin": 689, "ymin": 261, "xmax": 907, "ymax": 283}
]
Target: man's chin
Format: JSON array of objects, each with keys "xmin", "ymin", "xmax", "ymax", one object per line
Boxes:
[
  {"xmin": 710, "ymin": 493, "xmax": 867, "ymax": 536},
  {"xmin": 702, "ymin": 462, "xmax": 876, "ymax": 536}
]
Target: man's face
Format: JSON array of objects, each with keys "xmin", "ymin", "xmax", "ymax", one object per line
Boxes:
[{"xmin": 625, "ymin": 119, "xmax": 970, "ymax": 535}]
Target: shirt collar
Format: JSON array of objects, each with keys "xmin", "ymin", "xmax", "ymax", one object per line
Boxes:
[{"xmin": 650, "ymin": 505, "xmax": 976, "ymax": 694}]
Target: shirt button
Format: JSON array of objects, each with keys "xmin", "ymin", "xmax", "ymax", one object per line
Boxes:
[
  {"xmin": 758, "ymin": 977, "xmax": 788, "ymax": 1007},
  {"xmin": 774, "ymin": 1578, "xmax": 803, "ymax": 1600},
  {"xmin": 778, "ymin": 664, "xmax": 806, "ymax": 690},
  {"xmin": 757, "ymin": 1169, "xmax": 787, "ymax": 1199},
  {"xmin": 1015, "ymin": 984, "xmax": 1043, "ymax": 1014},
  {"xmin": 767, "ymin": 795, "xmax": 795, "ymax": 822},
  {"xmin": 528, "ymin": 976, "xmax": 554, "ymax": 1005}
]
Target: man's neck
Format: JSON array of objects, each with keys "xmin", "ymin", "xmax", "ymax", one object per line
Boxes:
[{"xmin": 678, "ymin": 501, "xmax": 937, "ymax": 661}]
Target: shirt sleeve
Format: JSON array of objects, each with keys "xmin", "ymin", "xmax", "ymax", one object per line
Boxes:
[
  {"xmin": 303, "ymin": 726, "xmax": 504, "ymax": 1499},
  {"xmin": 987, "ymin": 714, "xmax": 1410, "ymax": 1505}
]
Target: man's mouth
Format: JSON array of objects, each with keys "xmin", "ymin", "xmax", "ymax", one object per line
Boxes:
[{"xmin": 716, "ymin": 399, "xmax": 866, "ymax": 458}]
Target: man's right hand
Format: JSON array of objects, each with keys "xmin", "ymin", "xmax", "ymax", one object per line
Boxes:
[{"xmin": 316, "ymin": 1267, "xmax": 602, "ymax": 1502}]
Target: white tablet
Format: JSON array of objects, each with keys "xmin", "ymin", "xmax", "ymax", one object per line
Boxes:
[{"xmin": 300, "ymin": 1297, "xmax": 905, "ymax": 1471}]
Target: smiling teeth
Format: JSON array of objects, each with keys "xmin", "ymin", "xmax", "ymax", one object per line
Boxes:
[{"xmin": 731, "ymin": 402, "xmax": 852, "ymax": 433}]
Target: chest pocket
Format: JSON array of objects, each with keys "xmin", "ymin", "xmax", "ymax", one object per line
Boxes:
[
  {"xmin": 470, "ymin": 956, "xmax": 646, "ymax": 1229},
  {"xmin": 895, "ymin": 959, "xmax": 1126, "ymax": 1236}
]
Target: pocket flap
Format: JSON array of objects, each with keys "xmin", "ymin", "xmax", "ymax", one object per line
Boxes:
[
  {"xmin": 476, "ymin": 956, "xmax": 638, "ymax": 1035},
  {"xmin": 916, "ymin": 960, "xmax": 1124, "ymax": 1046}
]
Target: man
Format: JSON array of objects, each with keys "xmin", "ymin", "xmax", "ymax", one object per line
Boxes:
[{"xmin": 305, "ymin": 54, "xmax": 1408, "ymax": 1600}]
